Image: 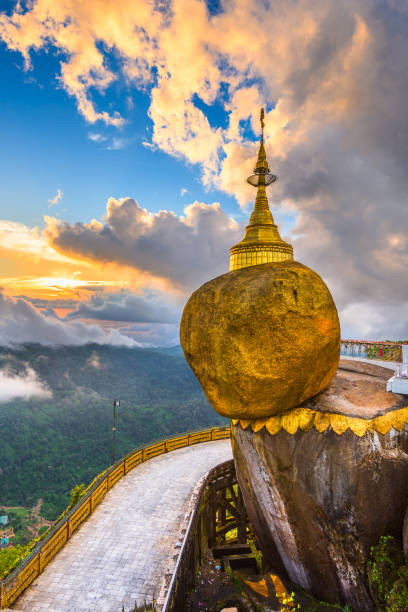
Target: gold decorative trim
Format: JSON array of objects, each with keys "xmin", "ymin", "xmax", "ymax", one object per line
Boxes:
[{"xmin": 232, "ymin": 406, "xmax": 408, "ymax": 438}]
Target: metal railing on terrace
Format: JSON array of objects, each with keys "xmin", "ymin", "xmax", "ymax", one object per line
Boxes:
[
  {"xmin": 341, "ymin": 339, "xmax": 405, "ymax": 362},
  {"xmin": 0, "ymin": 425, "xmax": 231, "ymax": 609}
]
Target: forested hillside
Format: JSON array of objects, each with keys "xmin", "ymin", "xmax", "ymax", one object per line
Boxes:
[{"xmin": 0, "ymin": 344, "xmax": 226, "ymax": 521}]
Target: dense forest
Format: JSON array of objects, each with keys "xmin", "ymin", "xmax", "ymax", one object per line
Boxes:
[{"xmin": 0, "ymin": 344, "xmax": 226, "ymax": 521}]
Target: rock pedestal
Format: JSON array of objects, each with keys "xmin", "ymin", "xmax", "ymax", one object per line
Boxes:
[{"xmin": 232, "ymin": 361, "xmax": 408, "ymax": 611}]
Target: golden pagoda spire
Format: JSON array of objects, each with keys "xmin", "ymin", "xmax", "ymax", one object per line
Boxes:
[{"xmin": 229, "ymin": 108, "xmax": 293, "ymax": 271}]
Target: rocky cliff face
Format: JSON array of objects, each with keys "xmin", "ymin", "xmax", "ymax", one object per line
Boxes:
[{"xmin": 232, "ymin": 362, "xmax": 408, "ymax": 611}]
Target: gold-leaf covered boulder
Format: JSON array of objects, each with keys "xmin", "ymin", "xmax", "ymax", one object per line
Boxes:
[{"xmin": 180, "ymin": 260, "xmax": 340, "ymax": 420}]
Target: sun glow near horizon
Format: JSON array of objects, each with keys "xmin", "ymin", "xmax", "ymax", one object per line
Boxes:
[{"xmin": 0, "ymin": 275, "xmax": 127, "ymax": 300}]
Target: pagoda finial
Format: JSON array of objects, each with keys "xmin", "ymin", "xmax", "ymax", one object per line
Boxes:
[
  {"xmin": 260, "ymin": 108, "xmax": 265, "ymax": 143},
  {"xmin": 248, "ymin": 108, "xmax": 273, "ymax": 185},
  {"xmin": 229, "ymin": 108, "xmax": 294, "ymax": 271}
]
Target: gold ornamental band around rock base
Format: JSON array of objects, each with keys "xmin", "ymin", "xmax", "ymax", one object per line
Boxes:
[{"xmin": 232, "ymin": 405, "xmax": 408, "ymax": 437}]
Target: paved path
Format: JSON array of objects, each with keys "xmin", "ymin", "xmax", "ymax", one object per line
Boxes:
[
  {"xmin": 13, "ymin": 440, "xmax": 232, "ymax": 612},
  {"xmin": 341, "ymin": 355, "xmax": 397, "ymax": 371}
]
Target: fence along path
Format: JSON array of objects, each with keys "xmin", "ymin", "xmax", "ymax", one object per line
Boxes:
[{"xmin": 1, "ymin": 427, "xmax": 232, "ymax": 611}]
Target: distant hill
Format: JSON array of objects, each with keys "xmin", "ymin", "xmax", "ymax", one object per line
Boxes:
[
  {"xmin": 153, "ymin": 345, "xmax": 184, "ymax": 357},
  {"xmin": 0, "ymin": 344, "xmax": 226, "ymax": 521}
]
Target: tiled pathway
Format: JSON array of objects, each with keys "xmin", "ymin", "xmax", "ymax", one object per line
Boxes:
[
  {"xmin": 13, "ymin": 439, "xmax": 232, "ymax": 612},
  {"xmin": 341, "ymin": 355, "xmax": 396, "ymax": 370}
]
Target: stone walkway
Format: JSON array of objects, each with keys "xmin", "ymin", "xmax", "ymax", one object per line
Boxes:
[
  {"xmin": 341, "ymin": 355, "xmax": 397, "ymax": 370},
  {"xmin": 13, "ymin": 439, "xmax": 232, "ymax": 612}
]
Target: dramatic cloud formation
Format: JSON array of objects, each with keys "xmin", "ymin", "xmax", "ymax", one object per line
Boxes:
[
  {"xmin": 0, "ymin": 367, "xmax": 51, "ymax": 402},
  {"xmin": 1, "ymin": 0, "xmax": 408, "ymax": 339},
  {"xmin": 45, "ymin": 198, "xmax": 242, "ymax": 291},
  {"xmin": 0, "ymin": 288, "xmax": 181, "ymax": 347},
  {"xmin": 0, "ymin": 292, "xmax": 138, "ymax": 347}
]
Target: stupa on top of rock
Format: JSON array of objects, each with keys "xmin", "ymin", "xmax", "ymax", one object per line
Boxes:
[
  {"xmin": 229, "ymin": 109, "xmax": 293, "ymax": 271},
  {"xmin": 180, "ymin": 109, "xmax": 340, "ymax": 420}
]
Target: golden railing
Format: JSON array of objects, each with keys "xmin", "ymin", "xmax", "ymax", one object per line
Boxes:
[{"xmin": 0, "ymin": 425, "xmax": 231, "ymax": 609}]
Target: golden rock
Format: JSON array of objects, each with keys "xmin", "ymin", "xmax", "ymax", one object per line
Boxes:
[{"xmin": 180, "ymin": 260, "xmax": 340, "ymax": 419}]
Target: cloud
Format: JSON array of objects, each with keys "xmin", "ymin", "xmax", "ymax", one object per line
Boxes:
[
  {"xmin": 106, "ymin": 137, "xmax": 129, "ymax": 150},
  {"xmin": 0, "ymin": 220, "xmax": 76, "ymax": 264},
  {"xmin": 88, "ymin": 132, "xmax": 130, "ymax": 150},
  {"xmin": 141, "ymin": 140, "xmax": 156, "ymax": 152},
  {"xmin": 66, "ymin": 289, "xmax": 180, "ymax": 324},
  {"xmin": 180, "ymin": 188, "xmax": 188, "ymax": 196},
  {"xmin": 0, "ymin": 292, "xmax": 138, "ymax": 347},
  {"xmin": 0, "ymin": 0, "xmax": 158, "ymax": 126},
  {"xmin": 340, "ymin": 301, "xmax": 408, "ymax": 341},
  {"xmin": 0, "ymin": 367, "xmax": 51, "ymax": 402},
  {"xmin": 118, "ymin": 323, "xmax": 180, "ymax": 347},
  {"xmin": 15, "ymin": 296, "xmax": 79, "ymax": 310},
  {"xmin": 6, "ymin": 290, "xmax": 182, "ymax": 347},
  {"xmin": 0, "ymin": 276, "xmax": 126, "ymax": 305},
  {"xmin": 48, "ymin": 188, "xmax": 63, "ymax": 207},
  {"xmin": 88, "ymin": 133, "xmax": 107, "ymax": 143},
  {"xmin": 44, "ymin": 198, "xmax": 242, "ymax": 290}
]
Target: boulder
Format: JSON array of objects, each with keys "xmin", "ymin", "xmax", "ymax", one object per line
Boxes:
[
  {"xmin": 232, "ymin": 361, "xmax": 408, "ymax": 611},
  {"xmin": 180, "ymin": 261, "xmax": 340, "ymax": 420}
]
